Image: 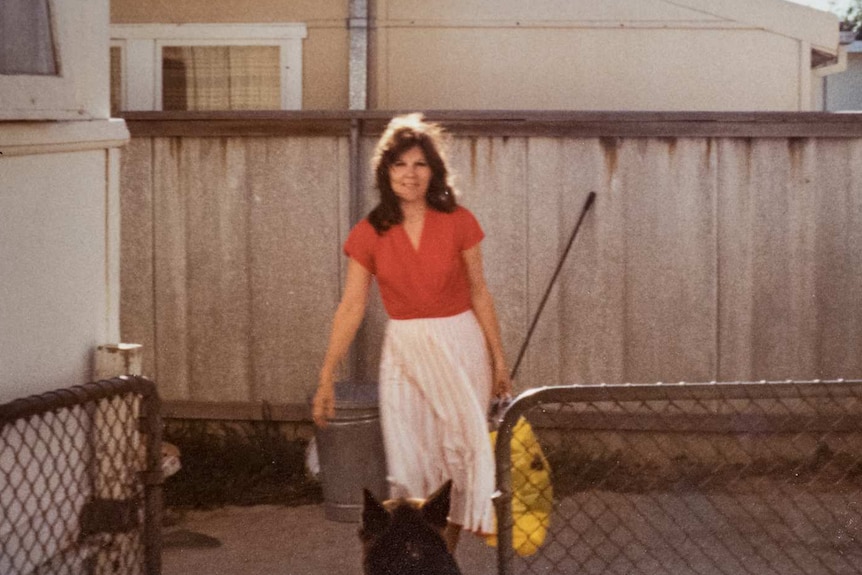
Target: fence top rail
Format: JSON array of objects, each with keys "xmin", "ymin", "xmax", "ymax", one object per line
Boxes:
[
  {"xmin": 0, "ymin": 375, "xmax": 157, "ymax": 427},
  {"xmin": 506, "ymin": 379, "xmax": 862, "ymax": 412},
  {"xmin": 493, "ymin": 379, "xmax": 862, "ymax": 494},
  {"xmin": 120, "ymin": 110, "xmax": 862, "ymax": 139}
]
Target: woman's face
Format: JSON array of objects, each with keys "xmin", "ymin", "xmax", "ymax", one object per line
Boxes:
[{"xmin": 389, "ymin": 146, "xmax": 432, "ymax": 205}]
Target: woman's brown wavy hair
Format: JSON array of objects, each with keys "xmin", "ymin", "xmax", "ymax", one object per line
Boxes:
[{"xmin": 368, "ymin": 113, "xmax": 458, "ymax": 234}]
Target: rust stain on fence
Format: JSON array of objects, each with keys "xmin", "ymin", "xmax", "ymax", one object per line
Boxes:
[
  {"xmin": 599, "ymin": 136, "xmax": 618, "ymax": 179},
  {"xmin": 787, "ymin": 137, "xmax": 807, "ymax": 173},
  {"xmin": 660, "ymin": 136, "xmax": 679, "ymax": 156},
  {"xmin": 469, "ymin": 137, "xmax": 479, "ymax": 181}
]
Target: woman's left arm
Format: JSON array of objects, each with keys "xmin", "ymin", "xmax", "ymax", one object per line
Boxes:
[{"xmin": 463, "ymin": 243, "xmax": 512, "ymax": 398}]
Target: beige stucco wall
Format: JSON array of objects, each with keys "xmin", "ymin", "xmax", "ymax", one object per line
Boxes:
[
  {"xmin": 372, "ymin": 0, "xmax": 835, "ymax": 111},
  {"xmin": 376, "ymin": 26, "xmax": 803, "ymax": 111},
  {"xmin": 111, "ymin": 0, "xmax": 839, "ymax": 111}
]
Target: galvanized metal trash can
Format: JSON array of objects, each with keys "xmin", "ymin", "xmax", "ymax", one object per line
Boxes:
[{"xmin": 314, "ymin": 379, "xmax": 388, "ymax": 522}]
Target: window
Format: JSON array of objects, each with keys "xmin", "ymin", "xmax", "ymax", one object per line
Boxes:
[
  {"xmin": 0, "ymin": 0, "xmax": 104, "ymax": 120},
  {"xmin": 110, "ymin": 24, "xmax": 306, "ymax": 112},
  {"xmin": 160, "ymin": 46, "xmax": 281, "ymax": 111},
  {"xmin": 0, "ymin": 0, "xmax": 57, "ymax": 76}
]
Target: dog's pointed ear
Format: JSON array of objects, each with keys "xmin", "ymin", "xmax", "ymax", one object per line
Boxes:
[
  {"xmin": 421, "ymin": 480, "xmax": 452, "ymax": 529},
  {"xmin": 361, "ymin": 488, "xmax": 390, "ymax": 540}
]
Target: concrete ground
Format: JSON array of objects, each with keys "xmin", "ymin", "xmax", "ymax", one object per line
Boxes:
[
  {"xmin": 161, "ymin": 503, "xmax": 498, "ymax": 575},
  {"xmin": 160, "ymin": 486, "xmax": 861, "ymax": 575}
]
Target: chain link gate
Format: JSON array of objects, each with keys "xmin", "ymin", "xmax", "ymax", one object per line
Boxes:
[
  {"xmin": 0, "ymin": 376, "xmax": 163, "ymax": 575},
  {"xmin": 493, "ymin": 379, "xmax": 862, "ymax": 575}
]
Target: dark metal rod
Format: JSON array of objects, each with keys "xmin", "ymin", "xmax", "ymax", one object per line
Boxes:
[
  {"xmin": 509, "ymin": 191, "xmax": 596, "ymax": 382},
  {"xmin": 142, "ymin": 383, "xmax": 164, "ymax": 575}
]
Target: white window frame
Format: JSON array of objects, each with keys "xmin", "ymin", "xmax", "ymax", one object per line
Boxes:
[
  {"xmin": 0, "ymin": 0, "xmax": 107, "ymax": 120},
  {"xmin": 110, "ymin": 24, "xmax": 307, "ymax": 111}
]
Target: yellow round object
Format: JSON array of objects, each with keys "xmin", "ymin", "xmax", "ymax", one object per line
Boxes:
[{"xmin": 486, "ymin": 416, "xmax": 553, "ymax": 557}]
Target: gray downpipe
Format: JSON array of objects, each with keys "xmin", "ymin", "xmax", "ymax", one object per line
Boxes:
[
  {"xmin": 347, "ymin": 0, "xmax": 369, "ymax": 378},
  {"xmin": 348, "ymin": 0, "xmax": 369, "ymax": 111}
]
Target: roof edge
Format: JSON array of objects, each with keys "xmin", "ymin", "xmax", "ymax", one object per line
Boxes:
[{"xmin": 671, "ymin": 0, "xmax": 839, "ymax": 54}]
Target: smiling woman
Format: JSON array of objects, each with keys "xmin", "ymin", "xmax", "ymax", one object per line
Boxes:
[
  {"xmin": 312, "ymin": 113, "xmax": 512, "ymax": 554},
  {"xmin": 389, "ymin": 147, "xmax": 433, "ymax": 210}
]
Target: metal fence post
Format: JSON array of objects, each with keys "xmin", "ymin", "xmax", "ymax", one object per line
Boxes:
[{"xmin": 140, "ymin": 379, "xmax": 163, "ymax": 575}]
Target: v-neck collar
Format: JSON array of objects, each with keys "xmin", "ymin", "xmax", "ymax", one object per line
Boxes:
[{"xmin": 402, "ymin": 209, "xmax": 428, "ymax": 254}]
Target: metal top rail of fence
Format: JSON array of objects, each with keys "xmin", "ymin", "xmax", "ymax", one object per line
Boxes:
[
  {"xmin": 0, "ymin": 375, "xmax": 163, "ymax": 575},
  {"xmin": 493, "ymin": 379, "xmax": 862, "ymax": 575}
]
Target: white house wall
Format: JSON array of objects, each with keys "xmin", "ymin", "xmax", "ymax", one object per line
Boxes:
[
  {"xmin": 1, "ymin": 0, "xmax": 128, "ymax": 402},
  {"xmin": 0, "ymin": 143, "xmax": 124, "ymax": 402},
  {"xmin": 0, "ymin": 0, "xmax": 130, "ymax": 571}
]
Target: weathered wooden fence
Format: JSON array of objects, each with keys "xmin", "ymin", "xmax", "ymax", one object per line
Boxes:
[{"xmin": 119, "ymin": 112, "xmax": 862, "ymax": 419}]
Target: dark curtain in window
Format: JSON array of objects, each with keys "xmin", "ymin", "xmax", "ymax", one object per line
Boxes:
[{"xmin": 0, "ymin": 0, "xmax": 57, "ymax": 76}]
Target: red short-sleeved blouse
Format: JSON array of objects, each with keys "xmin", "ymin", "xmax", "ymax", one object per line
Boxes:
[{"xmin": 344, "ymin": 206, "xmax": 484, "ymax": 319}]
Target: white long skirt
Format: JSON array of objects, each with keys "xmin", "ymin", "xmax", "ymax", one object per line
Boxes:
[{"xmin": 379, "ymin": 309, "xmax": 496, "ymax": 534}]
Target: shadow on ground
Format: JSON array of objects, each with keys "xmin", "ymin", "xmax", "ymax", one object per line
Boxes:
[{"xmin": 162, "ymin": 504, "xmax": 498, "ymax": 575}]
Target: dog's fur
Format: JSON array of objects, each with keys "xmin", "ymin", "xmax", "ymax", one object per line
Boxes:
[{"xmin": 360, "ymin": 481, "xmax": 463, "ymax": 575}]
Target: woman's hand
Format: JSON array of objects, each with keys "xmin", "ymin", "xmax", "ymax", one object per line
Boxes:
[
  {"xmin": 463, "ymin": 244, "xmax": 512, "ymax": 399},
  {"xmin": 312, "ymin": 373, "xmax": 336, "ymax": 428},
  {"xmin": 492, "ymin": 355, "xmax": 512, "ymax": 398}
]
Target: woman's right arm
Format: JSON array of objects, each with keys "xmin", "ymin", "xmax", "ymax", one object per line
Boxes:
[{"xmin": 312, "ymin": 258, "xmax": 373, "ymax": 427}]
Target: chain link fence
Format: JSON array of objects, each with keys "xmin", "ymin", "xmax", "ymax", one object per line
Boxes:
[
  {"xmin": 0, "ymin": 376, "xmax": 162, "ymax": 575},
  {"xmin": 493, "ymin": 379, "xmax": 862, "ymax": 575}
]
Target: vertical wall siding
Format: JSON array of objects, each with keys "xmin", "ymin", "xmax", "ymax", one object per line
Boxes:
[
  {"xmin": 717, "ymin": 138, "xmax": 862, "ymax": 381},
  {"xmin": 120, "ymin": 138, "xmax": 156, "ymax": 380},
  {"xmin": 123, "ymin": 136, "xmax": 350, "ymax": 404},
  {"xmin": 120, "ymin": 134, "xmax": 862, "ymax": 406}
]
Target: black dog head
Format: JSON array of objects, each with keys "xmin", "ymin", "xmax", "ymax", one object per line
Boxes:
[{"xmin": 360, "ymin": 480, "xmax": 463, "ymax": 575}]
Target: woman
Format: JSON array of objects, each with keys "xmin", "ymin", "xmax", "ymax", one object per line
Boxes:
[{"xmin": 312, "ymin": 113, "xmax": 511, "ymax": 551}]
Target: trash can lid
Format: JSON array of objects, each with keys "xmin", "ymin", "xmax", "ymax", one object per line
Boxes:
[{"xmin": 333, "ymin": 379, "xmax": 379, "ymax": 409}]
